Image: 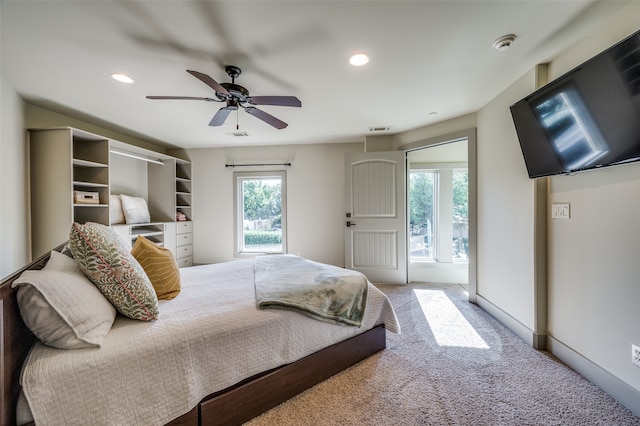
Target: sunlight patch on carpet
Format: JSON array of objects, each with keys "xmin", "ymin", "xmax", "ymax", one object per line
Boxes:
[{"xmin": 414, "ymin": 289, "xmax": 489, "ymax": 349}]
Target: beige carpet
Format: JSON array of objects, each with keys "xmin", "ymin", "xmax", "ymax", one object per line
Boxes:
[{"xmin": 247, "ymin": 283, "xmax": 640, "ymax": 425}]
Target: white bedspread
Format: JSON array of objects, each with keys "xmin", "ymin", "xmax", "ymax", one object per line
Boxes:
[{"xmin": 20, "ymin": 259, "xmax": 400, "ymax": 426}]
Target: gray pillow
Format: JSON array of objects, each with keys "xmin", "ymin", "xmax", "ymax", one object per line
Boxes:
[{"xmin": 12, "ymin": 251, "xmax": 116, "ymax": 349}]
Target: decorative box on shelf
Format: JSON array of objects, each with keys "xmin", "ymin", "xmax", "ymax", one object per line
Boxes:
[{"xmin": 73, "ymin": 190, "xmax": 100, "ymax": 204}]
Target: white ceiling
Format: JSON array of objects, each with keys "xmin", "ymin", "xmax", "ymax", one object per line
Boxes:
[{"xmin": 1, "ymin": 0, "xmax": 630, "ymax": 149}]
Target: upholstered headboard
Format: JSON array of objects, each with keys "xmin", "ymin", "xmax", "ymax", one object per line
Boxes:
[{"xmin": 0, "ymin": 245, "xmax": 63, "ymax": 425}]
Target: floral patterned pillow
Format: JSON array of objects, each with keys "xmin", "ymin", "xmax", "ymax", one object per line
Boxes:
[{"xmin": 69, "ymin": 222, "xmax": 159, "ymax": 321}]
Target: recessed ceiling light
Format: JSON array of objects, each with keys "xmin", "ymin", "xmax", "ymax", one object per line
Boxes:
[
  {"xmin": 349, "ymin": 53, "xmax": 370, "ymax": 66},
  {"xmin": 111, "ymin": 73, "xmax": 134, "ymax": 84}
]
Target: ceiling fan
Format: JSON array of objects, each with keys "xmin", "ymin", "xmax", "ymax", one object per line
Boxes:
[{"xmin": 147, "ymin": 66, "xmax": 301, "ymax": 129}]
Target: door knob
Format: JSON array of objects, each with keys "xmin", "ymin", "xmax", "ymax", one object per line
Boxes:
[{"xmin": 346, "ymin": 221, "xmax": 356, "ymax": 227}]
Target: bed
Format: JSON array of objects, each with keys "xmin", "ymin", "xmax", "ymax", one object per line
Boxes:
[{"xmin": 0, "ymin": 236, "xmax": 400, "ymax": 425}]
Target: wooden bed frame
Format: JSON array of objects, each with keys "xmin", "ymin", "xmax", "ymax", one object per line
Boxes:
[{"xmin": 0, "ymin": 247, "xmax": 387, "ymax": 426}]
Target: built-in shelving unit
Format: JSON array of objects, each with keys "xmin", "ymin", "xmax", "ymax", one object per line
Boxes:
[
  {"xmin": 72, "ymin": 143, "xmax": 110, "ymax": 224},
  {"xmin": 175, "ymin": 221, "xmax": 193, "ymax": 267},
  {"xmin": 174, "ymin": 160, "xmax": 192, "ymax": 266},
  {"xmin": 30, "ymin": 128, "xmax": 111, "ymax": 257},
  {"xmin": 176, "ymin": 160, "xmax": 192, "ymax": 221},
  {"xmin": 29, "ymin": 127, "xmax": 193, "ymax": 264},
  {"xmin": 112, "ymin": 223, "xmax": 165, "ymax": 249}
]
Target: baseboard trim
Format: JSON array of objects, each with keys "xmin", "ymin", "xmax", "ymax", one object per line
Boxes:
[
  {"xmin": 475, "ymin": 294, "xmax": 535, "ymax": 346},
  {"xmin": 548, "ymin": 337, "xmax": 640, "ymax": 417},
  {"xmin": 475, "ymin": 295, "xmax": 640, "ymax": 417}
]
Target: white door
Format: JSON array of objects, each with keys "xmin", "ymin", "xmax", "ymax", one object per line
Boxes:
[{"xmin": 345, "ymin": 151, "xmax": 407, "ymax": 283}]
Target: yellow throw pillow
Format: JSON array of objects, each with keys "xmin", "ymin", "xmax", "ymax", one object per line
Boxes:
[{"xmin": 131, "ymin": 236, "xmax": 181, "ymax": 300}]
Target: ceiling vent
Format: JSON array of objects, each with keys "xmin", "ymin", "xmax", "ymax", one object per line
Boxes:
[
  {"xmin": 228, "ymin": 131, "xmax": 250, "ymax": 137},
  {"xmin": 368, "ymin": 126, "xmax": 391, "ymax": 132}
]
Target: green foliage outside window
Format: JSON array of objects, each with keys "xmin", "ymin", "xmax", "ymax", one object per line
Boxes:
[
  {"xmin": 242, "ymin": 179, "xmax": 281, "ymax": 225},
  {"xmin": 244, "ymin": 230, "xmax": 282, "ymax": 246},
  {"xmin": 452, "ymin": 171, "xmax": 468, "ymax": 226},
  {"xmin": 409, "ymin": 172, "xmax": 434, "ymax": 232},
  {"xmin": 242, "ymin": 177, "xmax": 283, "ymax": 251}
]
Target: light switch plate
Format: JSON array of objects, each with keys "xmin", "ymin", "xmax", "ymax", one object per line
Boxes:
[{"xmin": 551, "ymin": 203, "xmax": 570, "ymax": 219}]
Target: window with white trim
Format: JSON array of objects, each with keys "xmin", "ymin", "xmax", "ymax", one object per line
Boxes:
[
  {"xmin": 234, "ymin": 171, "xmax": 287, "ymax": 255},
  {"xmin": 409, "ymin": 165, "xmax": 468, "ymax": 263}
]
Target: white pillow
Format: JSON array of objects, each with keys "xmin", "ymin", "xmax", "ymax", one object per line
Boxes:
[
  {"xmin": 12, "ymin": 251, "xmax": 116, "ymax": 349},
  {"xmin": 120, "ymin": 194, "xmax": 151, "ymax": 224},
  {"xmin": 110, "ymin": 194, "xmax": 126, "ymax": 224}
]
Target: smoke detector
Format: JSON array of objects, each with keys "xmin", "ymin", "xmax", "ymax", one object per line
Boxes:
[{"xmin": 492, "ymin": 34, "xmax": 516, "ymax": 51}]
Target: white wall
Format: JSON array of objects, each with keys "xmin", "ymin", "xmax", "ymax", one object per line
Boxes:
[
  {"xmin": 394, "ymin": 113, "xmax": 477, "ymax": 147},
  {"xmin": 109, "ymin": 154, "xmax": 149, "ymax": 199},
  {"xmin": 0, "ymin": 77, "xmax": 30, "ymax": 279},
  {"xmin": 545, "ymin": 3, "xmax": 640, "ymax": 400},
  {"xmin": 25, "ymin": 104, "xmax": 168, "ymax": 153},
  {"xmin": 187, "ymin": 142, "xmax": 363, "ymax": 266},
  {"xmin": 476, "ymin": 69, "xmax": 537, "ymax": 332}
]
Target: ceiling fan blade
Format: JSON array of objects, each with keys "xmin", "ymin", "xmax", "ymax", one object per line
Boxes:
[
  {"xmin": 247, "ymin": 96, "xmax": 301, "ymax": 107},
  {"xmin": 245, "ymin": 107, "xmax": 288, "ymax": 129},
  {"xmin": 187, "ymin": 70, "xmax": 230, "ymax": 96},
  {"xmin": 146, "ymin": 96, "xmax": 217, "ymax": 102},
  {"xmin": 209, "ymin": 106, "xmax": 235, "ymax": 126}
]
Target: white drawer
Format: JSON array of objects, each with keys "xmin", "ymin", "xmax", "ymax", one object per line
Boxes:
[
  {"xmin": 176, "ymin": 244, "xmax": 193, "ymax": 259},
  {"xmin": 177, "ymin": 256, "xmax": 193, "ymax": 268},
  {"xmin": 177, "ymin": 232, "xmax": 193, "ymax": 246},
  {"xmin": 177, "ymin": 221, "xmax": 193, "ymax": 234}
]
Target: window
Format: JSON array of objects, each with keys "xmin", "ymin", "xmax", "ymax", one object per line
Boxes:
[
  {"xmin": 409, "ymin": 165, "xmax": 468, "ymax": 263},
  {"xmin": 409, "ymin": 170, "xmax": 436, "ymax": 259},
  {"xmin": 452, "ymin": 169, "xmax": 469, "ymax": 260},
  {"xmin": 234, "ymin": 171, "xmax": 287, "ymax": 255}
]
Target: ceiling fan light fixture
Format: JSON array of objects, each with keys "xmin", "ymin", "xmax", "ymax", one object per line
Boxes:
[
  {"xmin": 349, "ymin": 52, "xmax": 370, "ymax": 66},
  {"xmin": 148, "ymin": 66, "xmax": 301, "ymax": 129},
  {"xmin": 111, "ymin": 73, "xmax": 134, "ymax": 84}
]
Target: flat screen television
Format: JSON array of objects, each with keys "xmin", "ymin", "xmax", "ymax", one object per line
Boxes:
[{"xmin": 510, "ymin": 29, "xmax": 640, "ymax": 178}]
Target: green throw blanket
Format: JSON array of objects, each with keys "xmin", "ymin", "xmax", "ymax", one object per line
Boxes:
[{"xmin": 255, "ymin": 255, "xmax": 368, "ymax": 327}]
